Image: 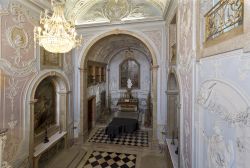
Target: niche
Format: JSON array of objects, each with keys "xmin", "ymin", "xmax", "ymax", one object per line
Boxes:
[
  {"xmin": 34, "ymin": 77, "xmax": 58, "ymax": 145},
  {"xmin": 167, "ymin": 73, "xmax": 179, "ymax": 139}
]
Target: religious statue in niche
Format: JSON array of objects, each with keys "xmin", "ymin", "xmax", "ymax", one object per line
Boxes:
[
  {"xmin": 34, "ymin": 78, "xmax": 56, "ymax": 135},
  {"xmin": 120, "ymin": 59, "xmax": 140, "ymax": 89},
  {"xmin": 127, "ymin": 78, "xmax": 132, "ymax": 89},
  {"xmin": 40, "ymin": 47, "xmax": 63, "ymax": 69}
]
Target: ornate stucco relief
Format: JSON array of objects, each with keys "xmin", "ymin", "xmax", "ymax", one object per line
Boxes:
[
  {"xmin": 235, "ymin": 136, "xmax": 250, "ymax": 168},
  {"xmin": 177, "ymin": 0, "xmax": 194, "ymax": 167},
  {"xmin": 103, "ymin": 0, "xmax": 131, "ymax": 22},
  {"xmin": 66, "ymin": 0, "xmax": 163, "ymax": 24},
  {"xmin": 0, "ymin": 1, "xmax": 38, "ymax": 165},
  {"xmin": 0, "ymin": 2, "xmax": 38, "ymax": 76},
  {"xmin": 203, "ymin": 126, "xmax": 234, "ymax": 168},
  {"xmin": 197, "ymin": 80, "xmax": 250, "ymax": 127},
  {"xmin": 177, "ymin": 0, "xmax": 194, "ymax": 75}
]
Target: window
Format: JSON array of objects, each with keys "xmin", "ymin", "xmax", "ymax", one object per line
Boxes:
[{"xmin": 120, "ymin": 59, "xmax": 140, "ymax": 89}]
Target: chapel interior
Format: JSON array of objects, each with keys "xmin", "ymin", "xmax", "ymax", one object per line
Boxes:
[{"xmin": 0, "ymin": 0, "xmax": 249, "ymax": 168}]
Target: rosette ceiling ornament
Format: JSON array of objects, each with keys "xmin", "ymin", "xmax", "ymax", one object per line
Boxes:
[
  {"xmin": 103, "ymin": 0, "xmax": 131, "ymax": 22},
  {"xmin": 34, "ymin": 0, "xmax": 82, "ymax": 53}
]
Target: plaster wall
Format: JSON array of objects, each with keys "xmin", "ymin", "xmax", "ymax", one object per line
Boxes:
[
  {"xmin": 193, "ymin": 1, "xmax": 250, "ymax": 168},
  {"xmin": 196, "ymin": 49, "xmax": 250, "ymax": 168},
  {"xmin": 0, "ymin": 1, "xmax": 76, "ymax": 167}
]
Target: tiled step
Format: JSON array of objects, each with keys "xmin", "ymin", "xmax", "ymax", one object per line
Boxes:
[{"xmin": 47, "ymin": 145, "xmax": 87, "ymax": 168}]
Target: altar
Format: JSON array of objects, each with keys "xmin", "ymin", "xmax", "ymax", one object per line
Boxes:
[
  {"xmin": 115, "ymin": 77, "xmax": 140, "ymax": 119},
  {"xmin": 117, "ymin": 98, "xmax": 138, "ymax": 111},
  {"xmin": 115, "ymin": 98, "xmax": 139, "ymax": 119}
]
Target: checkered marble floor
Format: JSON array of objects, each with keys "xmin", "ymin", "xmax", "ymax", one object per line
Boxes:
[
  {"xmin": 83, "ymin": 151, "xmax": 136, "ymax": 168},
  {"xmin": 88, "ymin": 128, "xmax": 149, "ymax": 147}
]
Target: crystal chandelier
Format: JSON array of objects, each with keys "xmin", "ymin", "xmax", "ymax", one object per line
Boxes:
[{"xmin": 34, "ymin": 0, "xmax": 82, "ymax": 53}]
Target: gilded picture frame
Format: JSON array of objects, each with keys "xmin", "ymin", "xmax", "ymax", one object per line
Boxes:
[{"xmin": 40, "ymin": 47, "xmax": 63, "ymax": 69}]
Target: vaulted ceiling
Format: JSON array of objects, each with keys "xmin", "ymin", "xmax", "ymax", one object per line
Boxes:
[
  {"xmin": 29, "ymin": 0, "xmax": 170, "ymax": 25},
  {"xmin": 86, "ymin": 34, "xmax": 152, "ymax": 63}
]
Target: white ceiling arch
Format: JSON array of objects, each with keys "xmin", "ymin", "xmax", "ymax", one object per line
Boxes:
[{"xmin": 86, "ymin": 34, "xmax": 153, "ymax": 64}]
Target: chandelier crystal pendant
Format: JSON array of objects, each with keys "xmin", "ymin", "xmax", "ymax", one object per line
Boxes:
[{"xmin": 34, "ymin": 0, "xmax": 82, "ymax": 53}]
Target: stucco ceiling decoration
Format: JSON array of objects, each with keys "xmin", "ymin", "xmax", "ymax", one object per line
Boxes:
[
  {"xmin": 103, "ymin": 0, "xmax": 131, "ymax": 22},
  {"xmin": 28, "ymin": 0, "xmax": 169, "ymax": 25},
  {"xmin": 63, "ymin": 0, "xmax": 169, "ymax": 25}
]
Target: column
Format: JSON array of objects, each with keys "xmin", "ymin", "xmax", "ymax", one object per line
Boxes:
[
  {"xmin": 57, "ymin": 90, "xmax": 70, "ymax": 148},
  {"xmin": 29, "ymin": 99, "xmax": 37, "ymax": 168},
  {"xmin": 106, "ymin": 68, "xmax": 110, "ymax": 109},
  {"xmin": 151, "ymin": 65, "xmax": 159, "ymax": 144},
  {"xmin": 79, "ymin": 68, "xmax": 88, "ymax": 142},
  {"xmin": 57, "ymin": 91, "xmax": 70, "ymax": 132}
]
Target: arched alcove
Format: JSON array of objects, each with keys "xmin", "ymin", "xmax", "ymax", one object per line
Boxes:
[
  {"xmin": 78, "ymin": 30, "xmax": 159, "ymax": 141},
  {"xmin": 26, "ymin": 71, "xmax": 70, "ymax": 167},
  {"xmin": 34, "ymin": 77, "xmax": 57, "ymax": 145},
  {"xmin": 167, "ymin": 72, "xmax": 180, "ymax": 139}
]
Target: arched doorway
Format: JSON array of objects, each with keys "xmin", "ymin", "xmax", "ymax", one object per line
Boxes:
[{"xmin": 78, "ymin": 31, "xmax": 159, "ymax": 142}]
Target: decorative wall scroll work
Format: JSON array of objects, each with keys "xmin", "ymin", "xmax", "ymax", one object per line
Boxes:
[
  {"xmin": 178, "ymin": 0, "xmax": 193, "ymax": 75},
  {"xmin": 6, "ymin": 26, "xmax": 28, "ymax": 49},
  {"xmin": 197, "ymin": 80, "xmax": 250, "ymax": 127},
  {"xmin": 6, "ymin": 77, "xmax": 19, "ymax": 112},
  {"xmin": 0, "ymin": 2, "xmax": 37, "ymax": 76}
]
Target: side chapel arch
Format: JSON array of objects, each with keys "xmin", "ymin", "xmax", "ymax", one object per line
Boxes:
[
  {"xmin": 78, "ymin": 29, "xmax": 159, "ymax": 141},
  {"xmin": 119, "ymin": 58, "xmax": 140, "ymax": 89}
]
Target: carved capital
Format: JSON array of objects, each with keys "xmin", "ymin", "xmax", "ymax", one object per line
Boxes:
[
  {"xmin": 151, "ymin": 65, "xmax": 159, "ymax": 70},
  {"xmin": 78, "ymin": 67, "xmax": 87, "ymax": 72},
  {"xmin": 29, "ymin": 99, "xmax": 38, "ymax": 104},
  {"xmin": 57, "ymin": 90, "xmax": 71, "ymax": 95}
]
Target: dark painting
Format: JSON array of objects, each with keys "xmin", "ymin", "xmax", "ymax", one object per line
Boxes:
[{"xmin": 34, "ymin": 78, "xmax": 56, "ymax": 134}]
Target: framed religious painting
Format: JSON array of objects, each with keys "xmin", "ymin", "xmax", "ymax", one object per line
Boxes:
[
  {"xmin": 40, "ymin": 47, "xmax": 63, "ymax": 69},
  {"xmin": 120, "ymin": 59, "xmax": 140, "ymax": 89}
]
